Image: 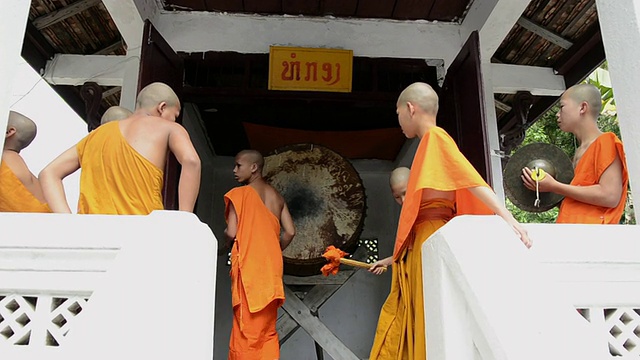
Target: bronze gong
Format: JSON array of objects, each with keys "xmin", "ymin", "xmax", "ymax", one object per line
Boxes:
[
  {"xmin": 503, "ymin": 143, "xmax": 574, "ymax": 212},
  {"xmin": 263, "ymin": 144, "xmax": 367, "ymax": 276}
]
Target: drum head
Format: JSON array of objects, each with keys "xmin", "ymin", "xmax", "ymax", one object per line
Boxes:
[{"xmin": 264, "ymin": 144, "xmax": 367, "ymax": 276}]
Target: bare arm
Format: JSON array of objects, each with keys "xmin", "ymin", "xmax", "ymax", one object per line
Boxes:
[
  {"xmin": 168, "ymin": 125, "xmax": 201, "ymax": 212},
  {"xmin": 279, "ymin": 203, "xmax": 295, "ymax": 250},
  {"xmin": 38, "ymin": 146, "xmax": 81, "ymax": 213},
  {"xmin": 224, "ymin": 202, "xmax": 238, "ymax": 250},
  {"xmin": 467, "ymin": 186, "xmax": 532, "ymax": 248},
  {"xmin": 522, "ymin": 156, "xmax": 624, "ymax": 208},
  {"xmin": 368, "ymin": 256, "xmax": 392, "ymax": 275}
]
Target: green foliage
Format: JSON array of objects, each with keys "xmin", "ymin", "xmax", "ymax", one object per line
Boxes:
[{"xmin": 506, "ymin": 64, "xmax": 635, "ymax": 224}]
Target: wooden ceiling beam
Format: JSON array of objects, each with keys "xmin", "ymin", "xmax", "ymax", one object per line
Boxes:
[
  {"xmin": 102, "ymin": 86, "xmax": 122, "ymax": 99},
  {"xmin": 93, "ymin": 41, "xmax": 123, "ymax": 55},
  {"xmin": 32, "ymin": 0, "xmax": 102, "ymax": 30},
  {"xmin": 517, "ymin": 16, "xmax": 573, "ymax": 50},
  {"xmin": 492, "ymin": 64, "xmax": 565, "ymax": 96}
]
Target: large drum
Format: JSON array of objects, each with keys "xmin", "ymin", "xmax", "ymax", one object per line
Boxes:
[{"xmin": 264, "ymin": 144, "xmax": 367, "ymax": 276}]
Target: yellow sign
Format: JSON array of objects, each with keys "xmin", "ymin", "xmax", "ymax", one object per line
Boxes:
[{"xmin": 268, "ymin": 46, "xmax": 353, "ymax": 92}]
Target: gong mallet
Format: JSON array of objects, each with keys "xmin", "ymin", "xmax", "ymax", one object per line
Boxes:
[{"xmin": 321, "ymin": 245, "xmax": 387, "ymax": 276}]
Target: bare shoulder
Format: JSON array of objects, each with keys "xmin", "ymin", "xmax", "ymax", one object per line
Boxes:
[{"xmin": 266, "ymin": 183, "xmax": 285, "ymax": 206}]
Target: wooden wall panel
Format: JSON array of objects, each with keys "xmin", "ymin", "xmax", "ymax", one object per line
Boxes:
[
  {"xmin": 428, "ymin": 0, "xmax": 468, "ymax": 21},
  {"xmin": 321, "ymin": 0, "xmax": 358, "ymax": 17},
  {"xmin": 204, "ymin": 0, "xmax": 243, "ymax": 12},
  {"xmin": 244, "ymin": 0, "xmax": 281, "ymax": 13},
  {"xmin": 283, "ymin": 0, "xmax": 320, "ymax": 15},
  {"xmin": 393, "ymin": 0, "xmax": 435, "ymax": 20},
  {"xmin": 356, "ymin": 0, "xmax": 396, "ymax": 18}
]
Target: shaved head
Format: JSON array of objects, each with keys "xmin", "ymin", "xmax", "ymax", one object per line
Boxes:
[
  {"xmin": 390, "ymin": 167, "xmax": 410, "ymax": 187},
  {"xmin": 7, "ymin": 111, "xmax": 37, "ymax": 151},
  {"xmin": 397, "ymin": 82, "xmax": 439, "ymax": 116},
  {"xmin": 390, "ymin": 167, "xmax": 410, "ymax": 205},
  {"xmin": 565, "ymin": 83, "xmax": 602, "ymax": 118},
  {"xmin": 237, "ymin": 149, "xmax": 264, "ymax": 171},
  {"xmin": 135, "ymin": 82, "xmax": 180, "ymax": 111},
  {"xmin": 101, "ymin": 106, "xmax": 133, "ymax": 125}
]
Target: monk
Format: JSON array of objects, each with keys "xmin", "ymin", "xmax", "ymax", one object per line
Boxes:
[
  {"xmin": 100, "ymin": 105, "xmax": 133, "ymax": 125},
  {"xmin": 0, "ymin": 111, "xmax": 50, "ymax": 212},
  {"xmin": 224, "ymin": 149, "xmax": 296, "ymax": 360},
  {"xmin": 39, "ymin": 82, "xmax": 201, "ymax": 214},
  {"xmin": 369, "ymin": 82, "xmax": 531, "ymax": 360},
  {"xmin": 522, "ymin": 83, "xmax": 628, "ymax": 224},
  {"xmin": 368, "ymin": 166, "xmax": 410, "ymax": 276}
]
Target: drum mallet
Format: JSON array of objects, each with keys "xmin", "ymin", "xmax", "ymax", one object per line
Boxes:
[{"xmin": 321, "ymin": 245, "xmax": 387, "ymax": 276}]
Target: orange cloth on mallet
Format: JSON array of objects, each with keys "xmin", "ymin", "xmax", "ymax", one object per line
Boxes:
[
  {"xmin": 76, "ymin": 121, "xmax": 164, "ymax": 214},
  {"xmin": 0, "ymin": 160, "xmax": 51, "ymax": 213},
  {"xmin": 321, "ymin": 245, "xmax": 348, "ymax": 276},
  {"xmin": 370, "ymin": 127, "xmax": 494, "ymax": 360},
  {"xmin": 225, "ymin": 186, "xmax": 284, "ymax": 360},
  {"xmin": 556, "ymin": 132, "xmax": 628, "ymax": 224}
]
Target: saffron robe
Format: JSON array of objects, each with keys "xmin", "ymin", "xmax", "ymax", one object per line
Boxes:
[
  {"xmin": 76, "ymin": 121, "xmax": 164, "ymax": 215},
  {"xmin": 0, "ymin": 161, "xmax": 51, "ymax": 213},
  {"xmin": 225, "ymin": 186, "xmax": 284, "ymax": 360},
  {"xmin": 370, "ymin": 127, "xmax": 493, "ymax": 360},
  {"xmin": 556, "ymin": 132, "xmax": 628, "ymax": 224}
]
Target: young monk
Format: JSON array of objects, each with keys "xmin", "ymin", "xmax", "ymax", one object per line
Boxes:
[
  {"xmin": 368, "ymin": 166, "xmax": 410, "ymax": 276},
  {"xmin": 522, "ymin": 83, "xmax": 628, "ymax": 224},
  {"xmin": 40, "ymin": 82, "xmax": 201, "ymax": 214},
  {"xmin": 224, "ymin": 149, "xmax": 296, "ymax": 360},
  {"xmin": 0, "ymin": 111, "xmax": 50, "ymax": 212},
  {"xmin": 100, "ymin": 105, "xmax": 133, "ymax": 125},
  {"xmin": 369, "ymin": 82, "xmax": 531, "ymax": 360}
]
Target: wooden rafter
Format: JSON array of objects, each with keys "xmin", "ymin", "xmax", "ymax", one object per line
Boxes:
[
  {"xmin": 32, "ymin": 0, "xmax": 102, "ymax": 30},
  {"xmin": 517, "ymin": 16, "xmax": 573, "ymax": 50},
  {"xmin": 93, "ymin": 41, "xmax": 124, "ymax": 55}
]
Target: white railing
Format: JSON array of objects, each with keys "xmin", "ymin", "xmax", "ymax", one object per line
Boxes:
[
  {"xmin": 421, "ymin": 215, "xmax": 634, "ymax": 360},
  {"xmin": 0, "ymin": 211, "xmax": 217, "ymax": 359}
]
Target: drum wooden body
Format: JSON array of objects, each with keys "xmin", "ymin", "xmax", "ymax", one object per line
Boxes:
[{"xmin": 264, "ymin": 144, "xmax": 367, "ymax": 276}]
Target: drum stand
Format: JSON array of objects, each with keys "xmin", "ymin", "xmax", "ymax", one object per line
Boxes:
[{"xmin": 278, "ymin": 270, "xmax": 362, "ymax": 360}]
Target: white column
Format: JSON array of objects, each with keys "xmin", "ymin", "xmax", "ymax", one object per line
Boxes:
[
  {"xmin": 481, "ymin": 60, "xmax": 506, "ymax": 200},
  {"xmin": 119, "ymin": 47, "xmax": 141, "ymax": 110},
  {"xmin": 596, "ymin": 0, "xmax": 640, "ymax": 219},
  {"xmin": 0, "ymin": 1, "xmax": 31, "ymax": 151},
  {"xmin": 99, "ymin": 0, "xmax": 146, "ymax": 110}
]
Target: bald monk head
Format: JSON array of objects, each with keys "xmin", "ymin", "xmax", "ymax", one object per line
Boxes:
[
  {"xmin": 100, "ymin": 106, "xmax": 133, "ymax": 125},
  {"xmin": 135, "ymin": 82, "xmax": 181, "ymax": 122},
  {"xmin": 5, "ymin": 111, "xmax": 37, "ymax": 153},
  {"xmin": 396, "ymin": 82, "xmax": 439, "ymax": 139},
  {"xmin": 390, "ymin": 167, "xmax": 410, "ymax": 205},
  {"xmin": 234, "ymin": 150, "xmax": 264, "ymax": 184},
  {"xmin": 557, "ymin": 83, "xmax": 602, "ymax": 135}
]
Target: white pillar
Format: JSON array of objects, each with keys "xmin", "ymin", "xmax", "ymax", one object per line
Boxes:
[
  {"xmin": 100, "ymin": 0, "xmax": 146, "ymax": 110},
  {"xmin": 120, "ymin": 47, "xmax": 141, "ymax": 110},
  {"xmin": 481, "ymin": 60, "xmax": 506, "ymax": 200},
  {"xmin": 596, "ymin": 0, "xmax": 640, "ymax": 219},
  {"xmin": 0, "ymin": 1, "xmax": 31, "ymax": 151}
]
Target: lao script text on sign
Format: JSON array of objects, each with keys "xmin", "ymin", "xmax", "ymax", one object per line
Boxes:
[{"xmin": 269, "ymin": 46, "xmax": 353, "ymax": 93}]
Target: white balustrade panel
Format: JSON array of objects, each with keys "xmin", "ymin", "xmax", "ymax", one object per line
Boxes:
[
  {"xmin": 529, "ymin": 223, "xmax": 640, "ymax": 359},
  {"xmin": 422, "ymin": 216, "xmax": 620, "ymax": 360},
  {"xmin": 0, "ymin": 211, "xmax": 217, "ymax": 360}
]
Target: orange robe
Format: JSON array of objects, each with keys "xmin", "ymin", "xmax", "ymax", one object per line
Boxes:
[
  {"xmin": 370, "ymin": 127, "xmax": 493, "ymax": 360},
  {"xmin": 224, "ymin": 186, "xmax": 284, "ymax": 360},
  {"xmin": 0, "ymin": 161, "xmax": 51, "ymax": 213},
  {"xmin": 556, "ymin": 132, "xmax": 628, "ymax": 224},
  {"xmin": 76, "ymin": 121, "xmax": 164, "ymax": 215}
]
